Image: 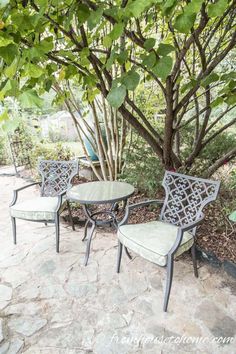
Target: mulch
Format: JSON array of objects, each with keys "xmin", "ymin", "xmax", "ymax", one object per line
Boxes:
[{"xmin": 66, "ymin": 176, "xmax": 236, "ymax": 264}]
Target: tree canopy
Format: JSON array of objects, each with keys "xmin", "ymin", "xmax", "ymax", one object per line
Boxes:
[{"xmin": 0, "ymin": 0, "xmax": 235, "ymax": 175}]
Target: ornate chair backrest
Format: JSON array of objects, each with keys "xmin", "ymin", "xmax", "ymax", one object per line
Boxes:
[
  {"xmin": 38, "ymin": 160, "xmax": 79, "ymax": 197},
  {"xmin": 160, "ymin": 171, "xmax": 220, "ymax": 229}
]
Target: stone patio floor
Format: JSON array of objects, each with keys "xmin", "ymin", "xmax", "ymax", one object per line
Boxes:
[{"xmin": 0, "ymin": 170, "xmax": 236, "ymax": 354}]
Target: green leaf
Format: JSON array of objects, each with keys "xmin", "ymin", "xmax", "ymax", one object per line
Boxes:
[
  {"xmin": 19, "ymin": 89, "xmax": 43, "ymax": 108},
  {"xmin": 185, "ymin": 0, "xmax": 204, "ymax": 15},
  {"xmin": 117, "ymin": 50, "xmax": 128, "ymax": 65},
  {"xmin": 208, "ymin": 0, "xmax": 227, "ymax": 18},
  {"xmin": 210, "ymin": 97, "xmax": 224, "ymax": 108},
  {"xmin": 0, "ymin": 110, "xmax": 8, "ymax": 122},
  {"xmin": 107, "ymin": 85, "xmax": 126, "ymax": 108},
  {"xmin": 78, "ymin": 4, "xmax": 90, "ymax": 23},
  {"xmin": 109, "ymin": 23, "xmax": 124, "ymax": 41},
  {"xmin": 24, "ymin": 63, "xmax": 44, "ymax": 78},
  {"xmin": 5, "ymin": 58, "xmax": 18, "ymax": 79},
  {"xmin": 142, "ymin": 52, "xmax": 156, "ymax": 68},
  {"xmin": 0, "ymin": 36, "xmax": 13, "ymax": 47},
  {"xmin": 144, "ymin": 38, "xmax": 156, "ymax": 51},
  {"xmin": 228, "ymin": 80, "xmax": 236, "ymax": 90},
  {"xmin": 0, "ymin": 44, "xmax": 18, "ymax": 64},
  {"xmin": 153, "ymin": 56, "xmax": 173, "ymax": 80},
  {"xmin": 162, "ymin": 0, "xmax": 177, "ymax": 16},
  {"xmin": 36, "ymin": 0, "xmax": 48, "ymax": 7},
  {"xmin": 36, "ymin": 37, "xmax": 54, "ymax": 53},
  {"xmin": 225, "ymin": 94, "xmax": 236, "ymax": 106},
  {"xmin": 127, "ymin": 0, "xmax": 153, "ymax": 18},
  {"xmin": 0, "ymin": 80, "xmax": 11, "ymax": 100},
  {"xmin": 87, "ymin": 7, "xmax": 103, "ymax": 30},
  {"xmin": 121, "ymin": 70, "xmax": 140, "ymax": 91},
  {"xmin": 103, "ymin": 35, "xmax": 112, "ymax": 48},
  {"xmin": 181, "ymin": 79, "xmax": 197, "ymax": 93},
  {"xmin": 201, "ymin": 73, "xmax": 219, "ymax": 87},
  {"xmin": 221, "ymin": 72, "xmax": 236, "ymax": 82},
  {"xmin": 105, "ymin": 48, "xmax": 118, "ymax": 70},
  {"xmin": 174, "ymin": 13, "xmax": 196, "ymax": 34},
  {"xmin": 157, "ymin": 43, "xmax": 175, "ymax": 56}
]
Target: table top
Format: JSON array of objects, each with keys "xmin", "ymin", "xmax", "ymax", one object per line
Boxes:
[{"xmin": 67, "ymin": 181, "xmax": 135, "ymax": 204}]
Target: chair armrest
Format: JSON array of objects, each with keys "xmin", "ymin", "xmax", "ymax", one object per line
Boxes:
[
  {"xmin": 9, "ymin": 182, "xmax": 41, "ymax": 207},
  {"xmin": 118, "ymin": 199, "xmax": 164, "ymax": 227},
  {"xmin": 55, "ymin": 191, "xmax": 67, "ymax": 212},
  {"xmin": 168, "ymin": 213, "xmax": 205, "ymax": 256}
]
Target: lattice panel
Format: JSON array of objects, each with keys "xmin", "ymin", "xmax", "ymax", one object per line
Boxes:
[
  {"xmin": 38, "ymin": 160, "xmax": 78, "ymax": 197},
  {"xmin": 160, "ymin": 172, "xmax": 220, "ymax": 227}
]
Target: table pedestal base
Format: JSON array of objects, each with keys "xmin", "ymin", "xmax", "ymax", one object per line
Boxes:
[{"xmin": 82, "ymin": 205, "xmax": 132, "ymax": 266}]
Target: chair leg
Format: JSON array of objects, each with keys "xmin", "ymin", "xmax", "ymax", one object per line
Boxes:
[
  {"xmin": 191, "ymin": 244, "xmax": 198, "ymax": 278},
  {"xmin": 117, "ymin": 241, "xmax": 123, "ymax": 273},
  {"xmin": 84, "ymin": 222, "xmax": 96, "ymax": 266},
  {"xmin": 125, "ymin": 247, "xmax": 132, "ymax": 260},
  {"xmin": 163, "ymin": 254, "xmax": 174, "ymax": 312},
  {"xmin": 11, "ymin": 217, "xmax": 16, "ymax": 244},
  {"xmin": 82, "ymin": 219, "xmax": 89, "ymax": 241},
  {"xmin": 55, "ymin": 214, "xmax": 60, "ymax": 253},
  {"xmin": 44, "ymin": 222, "xmax": 47, "ymax": 226},
  {"xmin": 67, "ymin": 201, "xmax": 75, "ymax": 231}
]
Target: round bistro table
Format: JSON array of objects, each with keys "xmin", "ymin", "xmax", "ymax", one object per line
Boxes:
[{"xmin": 67, "ymin": 181, "xmax": 135, "ymax": 265}]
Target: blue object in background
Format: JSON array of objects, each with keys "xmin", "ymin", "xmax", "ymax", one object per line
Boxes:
[
  {"xmin": 83, "ymin": 124, "xmax": 107, "ymax": 161},
  {"xmin": 84, "ymin": 137, "xmax": 99, "ymax": 161}
]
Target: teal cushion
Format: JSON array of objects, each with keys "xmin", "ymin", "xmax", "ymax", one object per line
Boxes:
[
  {"xmin": 10, "ymin": 197, "xmax": 65, "ymax": 221},
  {"xmin": 118, "ymin": 221, "xmax": 194, "ymax": 267}
]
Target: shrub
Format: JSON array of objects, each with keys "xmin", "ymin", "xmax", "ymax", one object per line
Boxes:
[
  {"xmin": 0, "ymin": 134, "xmax": 11, "ymax": 165},
  {"xmin": 229, "ymin": 168, "xmax": 236, "ymax": 190},
  {"xmin": 180, "ymin": 127, "xmax": 236, "ymax": 176},
  {"xmin": 121, "ymin": 137, "xmax": 164, "ymax": 197},
  {"xmin": 30, "ymin": 141, "xmax": 72, "ymax": 169}
]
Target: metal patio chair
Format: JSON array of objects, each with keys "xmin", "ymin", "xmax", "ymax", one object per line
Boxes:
[
  {"xmin": 10, "ymin": 160, "xmax": 79, "ymax": 252},
  {"xmin": 117, "ymin": 171, "xmax": 220, "ymax": 312}
]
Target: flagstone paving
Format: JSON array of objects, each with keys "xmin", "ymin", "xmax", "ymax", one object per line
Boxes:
[{"xmin": 0, "ymin": 170, "xmax": 235, "ymax": 354}]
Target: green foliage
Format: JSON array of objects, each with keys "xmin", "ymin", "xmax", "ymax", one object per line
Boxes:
[
  {"xmin": 19, "ymin": 90, "xmax": 43, "ymax": 109},
  {"xmin": 229, "ymin": 168, "xmax": 236, "ymax": 190},
  {"xmin": 181, "ymin": 127, "xmax": 236, "ymax": 175},
  {"xmin": 0, "ymin": 0, "xmax": 235, "ymax": 177},
  {"xmin": 0, "ymin": 133, "xmax": 10, "ymax": 165},
  {"xmin": 121, "ymin": 138, "xmax": 164, "ymax": 197},
  {"xmin": 30, "ymin": 142, "xmax": 72, "ymax": 169}
]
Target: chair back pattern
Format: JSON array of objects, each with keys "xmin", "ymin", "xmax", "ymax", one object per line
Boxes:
[
  {"xmin": 160, "ymin": 171, "xmax": 220, "ymax": 228},
  {"xmin": 38, "ymin": 160, "xmax": 79, "ymax": 197}
]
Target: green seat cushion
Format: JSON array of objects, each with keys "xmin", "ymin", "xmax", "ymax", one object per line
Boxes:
[
  {"xmin": 10, "ymin": 197, "xmax": 64, "ymax": 221},
  {"xmin": 229, "ymin": 211, "xmax": 236, "ymax": 223},
  {"xmin": 118, "ymin": 221, "xmax": 194, "ymax": 267}
]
